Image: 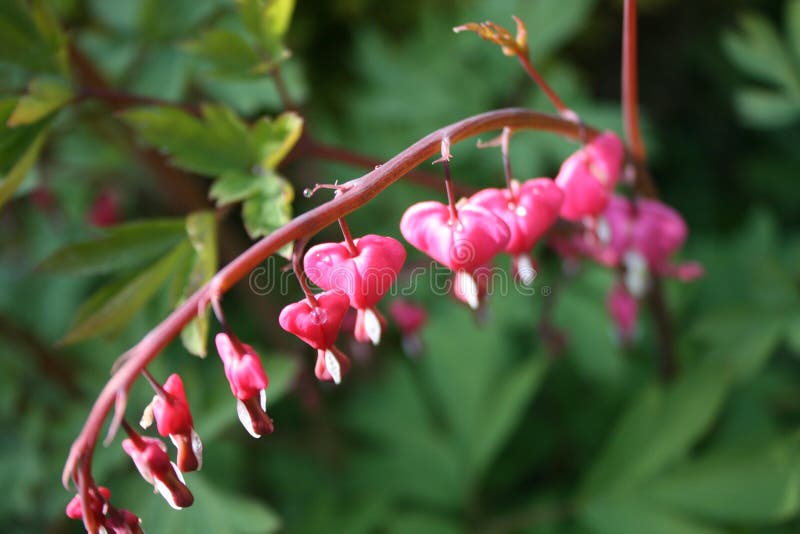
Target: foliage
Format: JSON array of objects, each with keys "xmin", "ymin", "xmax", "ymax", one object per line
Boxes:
[{"xmin": 0, "ymin": 0, "xmax": 799, "ymax": 533}]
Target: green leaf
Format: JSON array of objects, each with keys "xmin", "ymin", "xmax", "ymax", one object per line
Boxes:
[
  {"xmin": 263, "ymin": 353, "xmax": 300, "ymax": 402},
  {"xmin": 252, "ymin": 111, "xmax": 303, "ymax": 169},
  {"xmin": 241, "ymin": 174, "xmax": 293, "ymax": 239},
  {"xmin": 644, "ymin": 438, "xmax": 800, "ymax": 523},
  {"xmin": 130, "ymin": 473, "xmax": 281, "ymax": 533},
  {"xmin": 121, "ymin": 104, "xmax": 257, "ymax": 175},
  {"xmin": 735, "ymin": 88, "xmax": 800, "ymax": 128},
  {"xmin": 722, "ymin": 13, "xmax": 800, "ymax": 93},
  {"xmin": 0, "ymin": 0, "xmax": 68, "ymax": 75},
  {"xmin": 787, "ymin": 315, "xmax": 800, "ymax": 355},
  {"xmin": 787, "ymin": 0, "xmax": 800, "ymax": 63},
  {"xmin": 183, "ymin": 28, "xmax": 263, "ymax": 78},
  {"xmin": 0, "ymin": 98, "xmax": 52, "ymax": 210},
  {"xmin": 0, "ymin": 124, "xmax": 46, "ymax": 211},
  {"xmin": 580, "ymin": 494, "xmax": 722, "ymax": 534},
  {"xmin": 209, "ymin": 170, "xmax": 265, "ymax": 206},
  {"xmin": 237, "ymin": 0, "xmax": 295, "ymax": 51},
  {"xmin": 60, "ymin": 240, "xmax": 190, "ymax": 344},
  {"xmin": 582, "ymin": 360, "xmax": 731, "ymax": 495},
  {"xmin": 7, "ymin": 76, "xmax": 72, "ymax": 127},
  {"xmin": 468, "ymin": 355, "xmax": 549, "ymax": 480},
  {"xmin": 38, "ymin": 218, "xmax": 186, "ymax": 275},
  {"xmin": 179, "ymin": 211, "xmax": 218, "ymax": 357}
]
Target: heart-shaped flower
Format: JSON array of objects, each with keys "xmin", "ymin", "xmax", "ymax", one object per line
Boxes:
[
  {"xmin": 304, "ymin": 234, "xmax": 406, "ymax": 345},
  {"xmin": 279, "ymin": 290, "xmax": 352, "ymax": 384},
  {"xmin": 400, "ymin": 201, "xmax": 509, "ymax": 308},
  {"xmin": 469, "ymin": 178, "xmax": 563, "ymax": 283},
  {"xmin": 140, "ymin": 373, "xmax": 202, "ymax": 472},
  {"xmin": 215, "ymin": 333, "xmax": 273, "ymax": 438},
  {"xmin": 555, "ymin": 131, "xmax": 624, "ymax": 221},
  {"xmin": 122, "ymin": 433, "xmax": 193, "ymax": 510},
  {"xmin": 389, "ymin": 299, "xmax": 428, "ymax": 356}
]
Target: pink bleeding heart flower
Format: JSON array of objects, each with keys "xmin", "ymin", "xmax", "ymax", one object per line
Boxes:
[
  {"xmin": 215, "ymin": 333, "xmax": 274, "ymax": 438},
  {"xmin": 389, "ymin": 299, "xmax": 428, "ymax": 356},
  {"xmin": 304, "ymin": 234, "xmax": 406, "ymax": 345},
  {"xmin": 470, "ymin": 178, "xmax": 563, "ymax": 284},
  {"xmin": 400, "ymin": 201, "xmax": 510, "ymax": 309},
  {"xmin": 66, "ymin": 486, "xmax": 144, "ymax": 533},
  {"xmin": 88, "ymin": 188, "xmax": 122, "ymax": 228},
  {"xmin": 607, "ymin": 282, "xmax": 638, "ymax": 343},
  {"xmin": 122, "ymin": 433, "xmax": 193, "ymax": 510},
  {"xmin": 279, "ymin": 290, "xmax": 351, "ymax": 384},
  {"xmin": 555, "ymin": 131, "xmax": 624, "ymax": 221},
  {"xmin": 140, "ymin": 373, "xmax": 203, "ymax": 472}
]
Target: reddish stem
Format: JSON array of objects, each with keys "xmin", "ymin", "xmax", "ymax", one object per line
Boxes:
[
  {"xmin": 622, "ymin": 0, "xmax": 645, "ymax": 162},
  {"xmin": 292, "ymin": 239, "xmax": 319, "ymax": 307},
  {"xmin": 141, "ymin": 368, "xmax": 167, "ymax": 400},
  {"xmin": 62, "ymin": 108, "xmax": 595, "ymax": 489},
  {"xmin": 441, "ymin": 159, "xmax": 460, "ymax": 223},
  {"xmin": 500, "ymin": 127, "xmax": 515, "ymax": 196},
  {"xmin": 338, "ymin": 218, "xmax": 358, "ymax": 255},
  {"xmin": 516, "ymin": 54, "xmax": 569, "ymax": 116}
]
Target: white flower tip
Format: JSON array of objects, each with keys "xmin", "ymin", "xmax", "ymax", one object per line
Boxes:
[
  {"xmin": 259, "ymin": 388, "xmax": 267, "ymax": 411},
  {"xmin": 236, "ymin": 399, "xmax": 261, "ymax": 439},
  {"xmin": 154, "ymin": 474, "xmax": 183, "ymax": 510},
  {"xmin": 623, "ymin": 250, "xmax": 651, "ymax": 298},
  {"xmin": 456, "ymin": 271, "xmax": 480, "ymax": 310},
  {"xmin": 364, "ymin": 308, "xmax": 382, "ymax": 346},
  {"xmin": 139, "ymin": 400, "xmax": 155, "ymax": 429},
  {"xmin": 325, "ymin": 350, "xmax": 342, "ymax": 385},
  {"xmin": 191, "ymin": 429, "xmax": 204, "ymax": 470},
  {"xmin": 516, "ymin": 255, "xmax": 537, "ymax": 286}
]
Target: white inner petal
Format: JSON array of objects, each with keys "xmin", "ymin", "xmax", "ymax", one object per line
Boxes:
[
  {"xmin": 623, "ymin": 250, "xmax": 650, "ymax": 298},
  {"xmin": 191, "ymin": 429, "xmax": 204, "ymax": 470},
  {"xmin": 139, "ymin": 398, "xmax": 155, "ymax": 429},
  {"xmin": 325, "ymin": 350, "xmax": 341, "ymax": 385},
  {"xmin": 516, "ymin": 255, "xmax": 537, "ymax": 286},
  {"xmin": 455, "ymin": 271, "xmax": 479, "ymax": 310},
  {"xmin": 364, "ymin": 308, "xmax": 382, "ymax": 346},
  {"xmin": 236, "ymin": 399, "xmax": 261, "ymax": 438},
  {"xmin": 596, "ymin": 216, "xmax": 611, "ymax": 245},
  {"xmin": 259, "ymin": 388, "xmax": 267, "ymax": 411},
  {"xmin": 153, "ymin": 476, "xmax": 183, "ymax": 510}
]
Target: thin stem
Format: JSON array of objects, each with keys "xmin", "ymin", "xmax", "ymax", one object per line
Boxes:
[
  {"xmin": 337, "ymin": 217, "xmax": 358, "ymax": 255},
  {"xmin": 292, "ymin": 238, "xmax": 319, "ymax": 307},
  {"xmin": 500, "ymin": 127, "xmax": 514, "ymax": 194},
  {"xmin": 442, "ymin": 159, "xmax": 459, "ymax": 222},
  {"xmin": 271, "ymin": 66, "xmax": 295, "ymax": 110},
  {"xmin": 141, "ymin": 368, "xmax": 167, "ymax": 399},
  {"xmin": 120, "ymin": 420, "xmax": 143, "ymax": 447},
  {"xmin": 622, "ymin": 0, "xmax": 645, "ymax": 162},
  {"xmin": 63, "ymin": 107, "xmax": 596, "ymax": 489},
  {"xmin": 516, "ymin": 54, "xmax": 569, "ymax": 116}
]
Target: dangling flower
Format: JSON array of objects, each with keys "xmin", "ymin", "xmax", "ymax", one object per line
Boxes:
[
  {"xmin": 140, "ymin": 373, "xmax": 202, "ymax": 473},
  {"xmin": 555, "ymin": 131, "xmax": 624, "ymax": 221},
  {"xmin": 388, "ymin": 299, "xmax": 428, "ymax": 356},
  {"xmin": 304, "ymin": 234, "xmax": 406, "ymax": 345},
  {"xmin": 608, "ymin": 282, "xmax": 638, "ymax": 343},
  {"xmin": 469, "ymin": 178, "xmax": 563, "ymax": 284},
  {"xmin": 400, "ymin": 200, "xmax": 510, "ymax": 309},
  {"xmin": 66, "ymin": 486, "xmax": 144, "ymax": 533},
  {"xmin": 279, "ymin": 290, "xmax": 351, "ymax": 384},
  {"xmin": 121, "ymin": 429, "xmax": 193, "ymax": 510},
  {"xmin": 215, "ymin": 333, "xmax": 274, "ymax": 438}
]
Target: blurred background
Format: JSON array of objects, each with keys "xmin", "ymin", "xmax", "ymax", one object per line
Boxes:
[{"xmin": 1, "ymin": 0, "xmax": 799, "ymax": 532}]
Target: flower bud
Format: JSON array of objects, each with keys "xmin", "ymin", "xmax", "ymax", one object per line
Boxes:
[{"xmin": 122, "ymin": 435, "xmax": 194, "ymax": 509}]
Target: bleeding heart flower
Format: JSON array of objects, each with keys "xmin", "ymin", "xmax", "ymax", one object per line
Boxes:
[
  {"xmin": 66, "ymin": 486, "xmax": 110, "ymax": 521},
  {"xmin": 304, "ymin": 234, "xmax": 406, "ymax": 345},
  {"xmin": 279, "ymin": 290, "xmax": 352, "ymax": 384},
  {"xmin": 608, "ymin": 282, "xmax": 638, "ymax": 343},
  {"xmin": 122, "ymin": 433, "xmax": 193, "ymax": 510},
  {"xmin": 400, "ymin": 201, "xmax": 510, "ymax": 308},
  {"xmin": 555, "ymin": 131, "xmax": 624, "ymax": 221},
  {"xmin": 469, "ymin": 178, "xmax": 563, "ymax": 284},
  {"xmin": 66, "ymin": 486, "xmax": 144, "ymax": 533},
  {"xmin": 140, "ymin": 373, "xmax": 202, "ymax": 472},
  {"xmin": 215, "ymin": 333, "xmax": 274, "ymax": 438},
  {"xmin": 389, "ymin": 299, "xmax": 428, "ymax": 356}
]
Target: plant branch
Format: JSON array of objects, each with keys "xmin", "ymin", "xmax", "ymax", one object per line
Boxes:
[
  {"xmin": 63, "ymin": 107, "xmax": 597, "ymax": 489},
  {"xmin": 622, "ymin": 0, "xmax": 645, "ymax": 163}
]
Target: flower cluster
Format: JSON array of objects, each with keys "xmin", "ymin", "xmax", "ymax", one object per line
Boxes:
[{"xmin": 66, "ymin": 486, "xmax": 143, "ymax": 533}]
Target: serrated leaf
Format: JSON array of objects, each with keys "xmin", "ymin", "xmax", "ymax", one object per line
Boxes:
[
  {"xmin": 644, "ymin": 439, "xmax": 800, "ymax": 523},
  {"xmin": 38, "ymin": 218, "xmax": 186, "ymax": 275},
  {"xmin": 722, "ymin": 14, "xmax": 800, "ymax": 93},
  {"xmin": 735, "ymin": 88, "xmax": 800, "ymax": 128},
  {"xmin": 183, "ymin": 28, "xmax": 262, "ymax": 78},
  {"xmin": 582, "ymin": 360, "xmax": 731, "ymax": 496},
  {"xmin": 7, "ymin": 76, "xmax": 72, "ymax": 126},
  {"xmin": 121, "ymin": 104, "xmax": 257, "ymax": 175},
  {"xmin": 209, "ymin": 170, "xmax": 265, "ymax": 206},
  {"xmin": 60, "ymin": 240, "xmax": 190, "ymax": 344},
  {"xmin": 241, "ymin": 174, "xmax": 293, "ymax": 239},
  {"xmin": 237, "ymin": 0, "xmax": 295, "ymax": 51},
  {"xmin": 253, "ymin": 111, "xmax": 303, "ymax": 170},
  {"xmin": 179, "ymin": 211, "xmax": 218, "ymax": 357}
]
